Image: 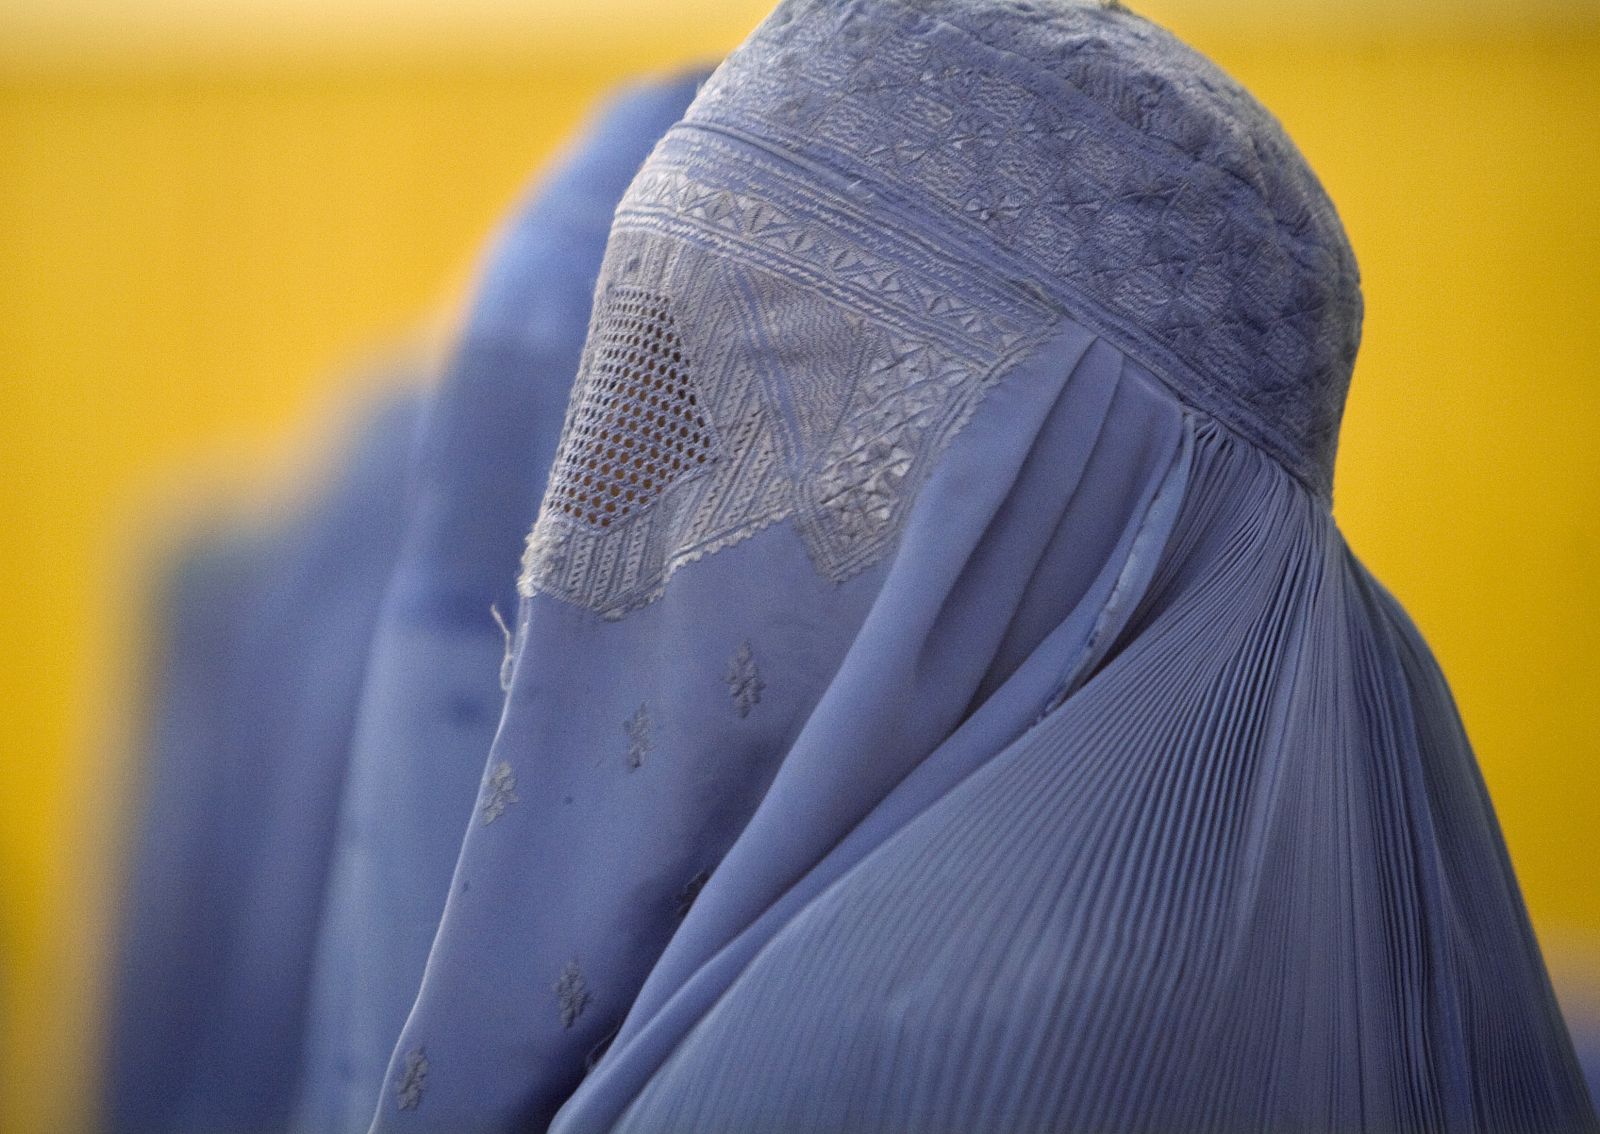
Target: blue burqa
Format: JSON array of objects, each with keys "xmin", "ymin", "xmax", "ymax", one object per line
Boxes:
[
  {"xmin": 368, "ymin": 1, "xmax": 1598, "ymax": 1131},
  {"xmin": 106, "ymin": 389, "xmax": 420, "ymax": 1134},
  {"xmin": 292, "ymin": 73, "xmax": 704, "ymax": 1134}
]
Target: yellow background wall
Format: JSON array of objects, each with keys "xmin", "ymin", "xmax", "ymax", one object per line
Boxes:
[{"xmin": 2, "ymin": 3, "xmax": 1596, "ymax": 1131}]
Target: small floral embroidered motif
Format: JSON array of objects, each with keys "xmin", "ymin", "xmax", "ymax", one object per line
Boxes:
[
  {"xmin": 554, "ymin": 961, "xmax": 592, "ymax": 1029},
  {"xmin": 623, "ymin": 703, "xmax": 652, "ymax": 770},
  {"xmin": 480, "ymin": 761, "xmax": 519, "ymax": 825},
  {"xmin": 961, "ymin": 181, "xmax": 1027, "ymax": 227},
  {"xmin": 675, "ymin": 868, "xmax": 711, "ymax": 920},
  {"xmin": 396, "ymin": 1046, "xmax": 428, "ymax": 1111},
  {"xmin": 725, "ymin": 641, "xmax": 764, "ymax": 718}
]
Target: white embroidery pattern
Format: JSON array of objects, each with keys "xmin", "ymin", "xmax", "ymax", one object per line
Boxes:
[
  {"xmin": 554, "ymin": 961, "xmax": 592, "ymax": 1029},
  {"xmin": 623, "ymin": 703, "xmax": 652, "ymax": 770},
  {"xmin": 396, "ymin": 1047, "xmax": 428, "ymax": 1111},
  {"xmin": 519, "ymin": 128, "xmax": 1054, "ymax": 618},
  {"xmin": 480, "ymin": 760, "xmax": 519, "ymax": 825},
  {"xmin": 725, "ymin": 641, "xmax": 764, "ymax": 718}
]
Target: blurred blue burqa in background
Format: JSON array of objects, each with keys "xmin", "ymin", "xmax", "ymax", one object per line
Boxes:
[
  {"xmin": 106, "ymin": 388, "xmax": 420, "ymax": 1134},
  {"xmin": 368, "ymin": 1, "xmax": 1599, "ymax": 1132},
  {"xmin": 104, "ymin": 73, "xmax": 703, "ymax": 1134}
]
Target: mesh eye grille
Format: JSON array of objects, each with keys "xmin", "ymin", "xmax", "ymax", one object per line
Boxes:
[{"xmin": 547, "ymin": 287, "xmax": 714, "ymax": 529}]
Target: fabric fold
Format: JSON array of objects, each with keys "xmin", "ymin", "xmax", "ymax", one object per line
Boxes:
[
  {"xmin": 588, "ymin": 418, "xmax": 1595, "ymax": 1134},
  {"xmin": 372, "ymin": 324, "xmax": 1190, "ymax": 1133}
]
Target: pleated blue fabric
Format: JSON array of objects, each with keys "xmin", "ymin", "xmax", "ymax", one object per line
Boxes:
[
  {"xmin": 105, "ymin": 390, "xmax": 421, "ymax": 1134},
  {"xmin": 1578, "ymin": 1022, "xmax": 1600, "ymax": 1112},
  {"xmin": 291, "ymin": 73, "xmax": 704, "ymax": 1134},
  {"xmin": 371, "ymin": 2, "xmax": 1599, "ymax": 1132},
  {"xmin": 593, "ymin": 414, "xmax": 1596, "ymax": 1134}
]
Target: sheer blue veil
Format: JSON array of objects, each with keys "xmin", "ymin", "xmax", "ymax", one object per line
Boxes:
[{"xmin": 291, "ymin": 73, "xmax": 705, "ymax": 1133}]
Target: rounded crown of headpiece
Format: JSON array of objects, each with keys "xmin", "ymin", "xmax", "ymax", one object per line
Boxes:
[{"xmin": 686, "ymin": 0, "xmax": 1364, "ymax": 495}]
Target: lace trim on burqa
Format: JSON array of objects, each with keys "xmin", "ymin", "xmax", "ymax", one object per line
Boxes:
[
  {"xmin": 519, "ymin": 126, "xmax": 1057, "ymax": 617},
  {"xmin": 683, "ymin": 0, "xmax": 1363, "ymax": 496}
]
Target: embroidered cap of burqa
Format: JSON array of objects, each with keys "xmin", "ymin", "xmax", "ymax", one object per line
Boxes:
[{"xmin": 377, "ymin": 2, "xmax": 1599, "ymax": 1132}]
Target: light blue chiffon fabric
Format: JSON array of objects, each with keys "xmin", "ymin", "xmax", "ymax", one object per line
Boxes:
[
  {"xmin": 369, "ymin": 2, "xmax": 1597, "ymax": 1132},
  {"xmin": 291, "ymin": 73, "xmax": 704, "ymax": 1134},
  {"xmin": 106, "ymin": 390, "xmax": 421, "ymax": 1134}
]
